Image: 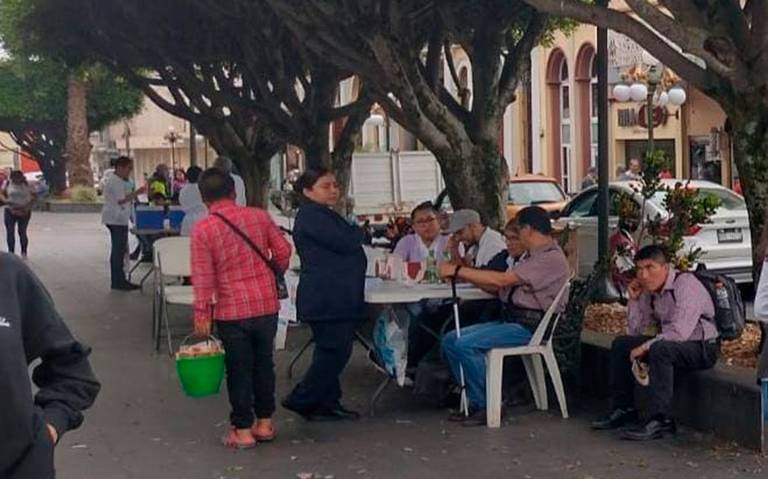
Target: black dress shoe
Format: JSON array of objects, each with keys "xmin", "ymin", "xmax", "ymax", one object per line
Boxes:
[
  {"xmin": 447, "ymin": 407, "xmax": 484, "ymax": 423},
  {"xmin": 621, "ymin": 417, "xmax": 676, "ymax": 441},
  {"xmin": 281, "ymin": 398, "xmax": 316, "ymax": 420},
  {"xmin": 591, "ymin": 408, "xmax": 638, "ymax": 430},
  {"xmin": 313, "ymin": 405, "xmax": 361, "ymax": 421},
  {"xmin": 460, "ymin": 409, "xmax": 489, "ymax": 427},
  {"xmin": 111, "ymin": 283, "xmax": 141, "ymax": 291}
]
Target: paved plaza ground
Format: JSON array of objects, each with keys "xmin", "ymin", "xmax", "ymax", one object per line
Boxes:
[{"xmin": 14, "ymin": 212, "xmax": 768, "ymax": 478}]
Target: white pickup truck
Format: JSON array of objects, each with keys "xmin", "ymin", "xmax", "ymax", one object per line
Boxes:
[{"xmin": 348, "ymin": 150, "xmax": 445, "ymax": 231}]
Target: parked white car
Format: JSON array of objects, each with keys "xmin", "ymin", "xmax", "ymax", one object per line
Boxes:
[{"xmin": 556, "ymin": 179, "xmax": 752, "ymax": 283}]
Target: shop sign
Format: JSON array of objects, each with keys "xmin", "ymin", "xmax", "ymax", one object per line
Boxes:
[{"xmin": 618, "ymin": 106, "xmax": 669, "ymax": 128}]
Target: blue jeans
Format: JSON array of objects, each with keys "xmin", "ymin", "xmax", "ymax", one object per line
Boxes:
[{"xmin": 442, "ymin": 322, "xmax": 532, "ymax": 410}]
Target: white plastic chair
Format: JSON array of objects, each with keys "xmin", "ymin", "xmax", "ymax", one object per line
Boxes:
[
  {"xmin": 485, "ymin": 278, "xmax": 572, "ymax": 428},
  {"xmin": 152, "ymin": 237, "xmax": 193, "ymax": 354}
]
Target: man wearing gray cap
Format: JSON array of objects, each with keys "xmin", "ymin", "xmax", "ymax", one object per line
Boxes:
[{"xmin": 446, "ymin": 209, "xmax": 507, "ymax": 269}]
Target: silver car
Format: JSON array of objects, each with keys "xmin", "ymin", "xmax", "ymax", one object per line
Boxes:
[{"xmin": 557, "ymin": 179, "xmax": 752, "ymax": 283}]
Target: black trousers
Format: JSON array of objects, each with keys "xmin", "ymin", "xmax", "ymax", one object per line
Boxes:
[
  {"xmin": 286, "ymin": 319, "xmax": 359, "ymax": 411},
  {"xmin": 4, "ymin": 209, "xmax": 30, "ymax": 255},
  {"xmin": 609, "ymin": 335, "xmax": 719, "ymax": 418},
  {"xmin": 216, "ymin": 315, "xmax": 278, "ymax": 428},
  {"xmin": 106, "ymin": 225, "xmax": 129, "ymax": 287}
]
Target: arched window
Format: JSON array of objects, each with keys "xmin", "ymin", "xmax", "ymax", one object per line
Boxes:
[
  {"xmin": 590, "ymin": 56, "xmax": 598, "ymax": 168},
  {"xmin": 458, "ymin": 66, "xmax": 471, "ymax": 108},
  {"xmin": 559, "ymin": 60, "xmax": 572, "ymax": 192},
  {"xmin": 575, "ymin": 44, "xmax": 597, "ymax": 186}
]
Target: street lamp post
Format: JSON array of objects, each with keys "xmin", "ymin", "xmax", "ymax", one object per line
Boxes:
[
  {"xmin": 163, "ymin": 125, "xmax": 183, "ymax": 173},
  {"xmin": 612, "ymin": 63, "xmax": 687, "ymax": 164}
]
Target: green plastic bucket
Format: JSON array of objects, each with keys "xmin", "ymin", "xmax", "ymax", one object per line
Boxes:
[{"xmin": 176, "ymin": 339, "xmax": 226, "ymax": 398}]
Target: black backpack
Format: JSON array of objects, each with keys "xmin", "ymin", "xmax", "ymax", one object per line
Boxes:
[{"xmin": 675, "ymin": 268, "xmax": 746, "ymax": 340}]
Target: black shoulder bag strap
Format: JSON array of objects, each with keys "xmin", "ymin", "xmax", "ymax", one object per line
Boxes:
[
  {"xmin": 212, "ymin": 212, "xmax": 273, "ymax": 267},
  {"xmin": 212, "ymin": 212, "xmax": 288, "ymax": 300}
]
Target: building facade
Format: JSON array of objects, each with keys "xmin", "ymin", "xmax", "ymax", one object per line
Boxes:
[{"xmin": 522, "ymin": 20, "xmax": 734, "ymax": 194}]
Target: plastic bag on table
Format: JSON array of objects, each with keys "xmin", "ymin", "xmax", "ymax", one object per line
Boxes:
[{"xmin": 372, "ymin": 307, "xmax": 410, "ymax": 386}]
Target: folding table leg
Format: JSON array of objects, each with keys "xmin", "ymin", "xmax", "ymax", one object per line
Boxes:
[
  {"xmin": 287, "ymin": 336, "xmax": 315, "ymax": 380},
  {"xmin": 369, "ymin": 375, "xmax": 392, "ymax": 416},
  {"xmin": 139, "ymin": 266, "xmax": 154, "ymax": 289}
]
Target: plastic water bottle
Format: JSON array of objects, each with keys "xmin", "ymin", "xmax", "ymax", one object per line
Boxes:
[
  {"xmin": 714, "ymin": 282, "xmax": 730, "ymax": 309},
  {"xmin": 163, "ymin": 217, "xmax": 171, "ymax": 231}
]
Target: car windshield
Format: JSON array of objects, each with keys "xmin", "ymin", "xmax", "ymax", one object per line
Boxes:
[
  {"xmin": 508, "ymin": 181, "xmax": 565, "ymax": 205},
  {"xmin": 651, "ymin": 187, "xmax": 745, "ymax": 211}
]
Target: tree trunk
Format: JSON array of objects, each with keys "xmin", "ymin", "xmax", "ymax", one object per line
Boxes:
[
  {"xmin": 435, "ymin": 139, "xmax": 506, "ymax": 229},
  {"xmin": 65, "ymin": 74, "xmax": 92, "ymax": 187},
  {"xmin": 729, "ymin": 108, "xmax": 768, "ymax": 279},
  {"xmin": 46, "ymin": 160, "xmax": 68, "ymax": 195},
  {"xmin": 236, "ymin": 154, "xmax": 274, "ymax": 208},
  {"xmin": 303, "ymin": 132, "xmax": 331, "ymax": 171}
]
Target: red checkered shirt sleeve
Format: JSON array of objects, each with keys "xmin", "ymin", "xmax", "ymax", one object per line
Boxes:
[{"xmin": 191, "ymin": 220, "xmax": 216, "ymax": 324}]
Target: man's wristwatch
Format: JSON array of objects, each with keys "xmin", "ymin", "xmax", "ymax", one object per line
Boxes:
[{"xmin": 453, "ymin": 265, "xmax": 462, "ymax": 278}]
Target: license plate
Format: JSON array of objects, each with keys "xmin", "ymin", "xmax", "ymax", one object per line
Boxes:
[{"xmin": 717, "ymin": 228, "xmax": 743, "ymax": 243}]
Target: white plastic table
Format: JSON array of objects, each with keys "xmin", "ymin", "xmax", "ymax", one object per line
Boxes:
[
  {"xmin": 364, "ymin": 278, "xmax": 493, "ymax": 414},
  {"xmin": 365, "ymin": 279, "xmax": 493, "ymax": 304}
]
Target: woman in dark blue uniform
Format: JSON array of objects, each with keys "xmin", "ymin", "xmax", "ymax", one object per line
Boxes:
[{"xmin": 282, "ymin": 168, "xmax": 367, "ymax": 420}]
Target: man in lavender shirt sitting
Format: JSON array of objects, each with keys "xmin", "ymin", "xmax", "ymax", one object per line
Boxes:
[{"xmin": 591, "ymin": 245, "xmax": 719, "ymax": 441}]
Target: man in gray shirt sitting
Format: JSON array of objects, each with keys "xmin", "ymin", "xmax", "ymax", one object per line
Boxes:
[
  {"xmin": 438, "ymin": 206, "xmax": 570, "ymax": 425},
  {"xmin": 591, "ymin": 245, "xmax": 719, "ymax": 441}
]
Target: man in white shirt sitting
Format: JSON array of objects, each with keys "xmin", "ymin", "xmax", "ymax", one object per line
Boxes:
[
  {"xmin": 446, "ymin": 209, "xmax": 507, "ymax": 270},
  {"xmin": 101, "ymin": 156, "xmax": 146, "ymax": 291}
]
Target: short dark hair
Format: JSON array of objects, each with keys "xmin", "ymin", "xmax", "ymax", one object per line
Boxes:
[
  {"xmin": 504, "ymin": 218, "xmax": 519, "ymax": 232},
  {"xmin": 186, "ymin": 166, "xmax": 203, "ymax": 183},
  {"xmin": 114, "ymin": 156, "xmax": 133, "ymax": 169},
  {"xmin": 295, "ymin": 167, "xmax": 332, "ymax": 194},
  {"xmin": 9, "ymin": 170, "xmax": 26, "ymax": 184},
  {"xmin": 516, "ymin": 206, "xmax": 552, "ymax": 234},
  {"xmin": 634, "ymin": 244, "xmax": 668, "ymax": 264},
  {"xmin": 199, "ymin": 168, "xmax": 235, "ymax": 203},
  {"xmin": 411, "ymin": 201, "xmax": 438, "ymax": 220}
]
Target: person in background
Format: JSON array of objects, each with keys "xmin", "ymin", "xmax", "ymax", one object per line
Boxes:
[
  {"xmin": 391, "ymin": 202, "xmax": 450, "ymax": 370},
  {"xmin": 171, "ymin": 168, "xmax": 187, "ymax": 202},
  {"xmin": 591, "ymin": 245, "xmax": 718, "ymax": 441},
  {"xmin": 446, "ymin": 209, "xmax": 507, "ymax": 270},
  {"xmin": 191, "ymin": 168, "xmax": 291, "ymax": 449},
  {"xmin": 101, "ymin": 156, "xmax": 146, "ymax": 291},
  {"xmin": 148, "ymin": 164, "xmax": 171, "ymax": 205},
  {"xmin": 179, "ymin": 166, "xmax": 207, "ymax": 236},
  {"xmin": 752, "ymin": 258, "xmax": 768, "ymax": 398},
  {"xmin": 609, "ymin": 216, "xmax": 639, "ymax": 300},
  {"xmin": 214, "ymin": 156, "xmax": 247, "ymax": 206},
  {"xmin": 619, "ymin": 158, "xmax": 642, "ymax": 181},
  {"xmin": 393, "ymin": 201, "xmax": 448, "ymax": 262},
  {"xmin": 0, "ymin": 168, "xmax": 9, "ymax": 189},
  {"xmin": 283, "ymin": 168, "xmax": 367, "ymax": 422},
  {"xmin": 581, "ymin": 166, "xmax": 597, "ymax": 190},
  {"xmin": 438, "ymin": 207, "xmax": 570, "ymax": 425},
  {"xmin": 0, "ymin": 252, "xmax": 100, "ymax": 478},
  {"xmin": 1, "ymin": 170, "xmax": 36, "ymax": 257}
]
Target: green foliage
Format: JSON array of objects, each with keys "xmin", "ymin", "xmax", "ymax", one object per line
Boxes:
[
  {"xmin": 69, "ymin": 185, "xmax": 98, "ymax": 203},
  {"xmin": 0, "ymin": 55, "xmax": 143, "ymax": 144},
  {"xmin": 621, "ymin": 148, "xmax": 720, "ymax": 270},
  {"xmin": 647, "ymin": 183, "xmax": 720, "ymax": 270}
]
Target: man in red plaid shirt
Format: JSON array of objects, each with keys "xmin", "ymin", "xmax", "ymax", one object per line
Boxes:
[{"xmin": 191, "ymin": 168, "xmax": 291, "ymax": 449}]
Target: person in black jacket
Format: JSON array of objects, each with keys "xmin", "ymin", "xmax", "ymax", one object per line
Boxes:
[
  {"xmin": 282, "ymin": 168, "xmax": 367, "ymax": 421},
  {"xmin": 0, "ymin": 253, "xmax": 100, "ymax": 478}
]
